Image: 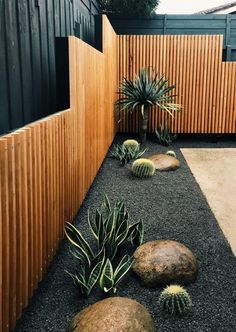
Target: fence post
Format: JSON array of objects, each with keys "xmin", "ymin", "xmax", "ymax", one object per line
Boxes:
[
  {"xmin": 225, "ymin": 15, "xmax": 231, "ymax": 60},
  {"xmin": 226, "ymin": 45, "xmax": 232, "ymax": 61},
  {"xmin": 163, "ymin": 15, "xmax": 167, "ymax": 35}
]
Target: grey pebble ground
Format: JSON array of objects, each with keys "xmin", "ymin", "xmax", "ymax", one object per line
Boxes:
[{"xmin": 14, "ymin": 135, "xmax": 236, "ymax": 332}]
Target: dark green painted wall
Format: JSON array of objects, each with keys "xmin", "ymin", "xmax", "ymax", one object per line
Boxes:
[
  {"xmin": 109, "ymin": 14, "xmax": 236, "ymax": 61},
  {"xmin": 0, "ymin": 0, "xmax": 100, "ymax": 135}
]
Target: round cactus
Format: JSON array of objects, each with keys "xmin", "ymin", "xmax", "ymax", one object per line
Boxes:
[
  {"xmin": 131, "ymin": 158, "xmax": 155, "ymax": 178},
  {"xmin": 123, "ymin": 139, "xmax": 140, "ymax": 152},
  {"xmin": 158, "ymin": 285, "xmax": 192, "ymax": 316},
  {"xmin": 166, "ymin": 150, "xmax": 176, "ymax": 158}
]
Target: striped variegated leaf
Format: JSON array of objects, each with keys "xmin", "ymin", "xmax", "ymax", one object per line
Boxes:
[
  {"xmin": 65, "ymin": 270, "xmax": 88, "ymax": 294},
  {"xmin": 127, "ymin": 219, "xmax": 144, "ymax": 242},
  {"xmin": 65, "ymin": 226, "xmax": 93, "ymax": 267},
  {"xmin": 104, "ymin": 194, "xmax": 111, "ymax": 211},
  {"xmin": 104, "ymin": 231, "xmax": 118, "ymax": 261},
  {"xmin": 69, "ymin": 246, "xmax": 86, "ymax": 262},
  {"xmin": 87, "ymin": 260, "xmax": 103, "ymax": 295},
  {"xmin": 100, "ymin": 194, "xmax": 111, "ymax": 217},
  {"xmin": 99, "ymin": 259, "xmax": 114, "ymax": 292},
  {"xmin": 98, "ymin": 216, "xmax": 106, "ymax": 251},
  {"xmin": 115, "ymin": 218, "xmax": 129, "ymax": 247},
  {"xmin": 105, "ymin": 209, "xmax": 117, "ymax": 235},
  {"xmin": 131, "ymin": 220, "xmax": 144, "ymax": 246},
  {"xmin": 65, "ymin": 222, "xmax": 94, "ymax": 260},
  {"xmin": 113, "ymin": 255, "xmax": 133, "ymax": 287},
  {"xmin": 87, "ymin": 209, "xmax": 100, "ymax": 239}
]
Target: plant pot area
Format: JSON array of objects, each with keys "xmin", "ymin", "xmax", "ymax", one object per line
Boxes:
[{"xmin": 14, "ymin": 135, "xmax": 236, "ymax": 332}]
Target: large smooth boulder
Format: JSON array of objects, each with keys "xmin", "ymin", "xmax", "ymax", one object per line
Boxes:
[
  {"xmin": 68, "ymin": 297, "xmax": 155, "ymax": 332},
  {"xmin": 132, "ymin": 240, "xmax": 198, "ymax": 287},
  {"xmin": 148, "ymin": 154, "xmax": 180, "ymax": 171}
]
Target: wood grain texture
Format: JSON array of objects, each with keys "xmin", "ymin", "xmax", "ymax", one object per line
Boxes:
[
  {"xmin": 0, "ymin": 16, "xmax": 117, "ymax": 332},
  {"xmin": 118, "ymin": 34, "xmax": 236, "ymax": 134}
]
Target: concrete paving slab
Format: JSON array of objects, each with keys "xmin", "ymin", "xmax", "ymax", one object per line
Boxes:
[{"xmin": 181, "ymin": 148, "xmax": 236, "ymax": 256}]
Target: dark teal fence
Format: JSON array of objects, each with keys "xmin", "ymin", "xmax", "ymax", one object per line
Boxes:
[
  {"xmin": 2, "ymin": 9, "xmax": 236, "ymax": 135},
  {"xmin": 0, "ymin": 0, "xmax": 100, "ymax": 135},
  {"xmin": 110, "ymin": 14, "xmax": 236, "ymax": 61}
]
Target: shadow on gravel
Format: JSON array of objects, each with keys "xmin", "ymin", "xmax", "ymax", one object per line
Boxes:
[{"xmin": 14, "ymin": 135, "xmax": 236, "ymax": 332}]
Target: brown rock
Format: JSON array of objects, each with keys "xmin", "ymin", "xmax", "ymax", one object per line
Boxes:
[
  {"xmin": 68, "ymin": 297, "xmax": 155, "ymax": 332},
  {"xmin": 132, "ymin": 240, "xmax": 198, "ymax": 287},
  {"xmin": 148, "ymin": 154, "xmax": 180, "ymax": 171}
]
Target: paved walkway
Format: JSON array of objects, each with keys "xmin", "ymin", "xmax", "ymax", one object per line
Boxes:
[{"xmin": 181, "ymin": 148, "xmax": 236, "ymax": 256}]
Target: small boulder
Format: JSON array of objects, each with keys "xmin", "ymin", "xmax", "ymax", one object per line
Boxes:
[
  {"xmin": 148, "ymin": 154, "xmax": 180, "ymax": 171},
  {"xmin": 68, "ymin": 297, "xmax": 155, "ymax": 332},
  {"xmin": 132, "ymin": 240, "xmax": 198, "ymax": 287}
]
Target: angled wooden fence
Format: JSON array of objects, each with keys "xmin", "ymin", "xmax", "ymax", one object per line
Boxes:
[
  {"xmin": 0, "ymin": 16, "xmax": 117, "ymax": 332},
  {"xmin": 118, "ymin": 34, "xmax": 236, "ymax": 134}
]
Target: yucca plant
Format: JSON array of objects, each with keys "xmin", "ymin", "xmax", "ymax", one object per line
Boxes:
[
  {"xmin": 116, "ymin": 68, "xmax": 181, "ymax": 143},
  {"xmin": 99, "ymin": 255, "xmax": 134, "ymax": 293},
  {"xmin": 111, "ymin": 143, "xmax": 147, "ymax": 165},
  {"xmin": 65, "ymin": 195, "xmax": 144, "ymax": 296}
]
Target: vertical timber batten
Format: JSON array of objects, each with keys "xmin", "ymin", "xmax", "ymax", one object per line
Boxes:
[
  {"xmin": 118, "ymin": 34, "xmax": 236, "ymax": 134},
  {"xmin": 0, "ymin": 16, "xmax": 117, "ymax": 332}
]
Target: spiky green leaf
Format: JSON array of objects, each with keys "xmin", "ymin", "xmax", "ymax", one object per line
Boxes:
[
  {"xmin": 99, "ymin": 259, "xmax": 114, "ymax": 292},
  {"xmin": 65, "ymin": 222, "xmax": 94, "ymax": 259},
  {"xmin": 87, "ymin": 260, "xmax": 103, "ymax": 294},
  {"xmin": 114, "ymin": 255, "xmax": 133, "ymax": 285},
  {"xmin": 116, "ymin": 68, "xmax": 182, "ymax": 120}
]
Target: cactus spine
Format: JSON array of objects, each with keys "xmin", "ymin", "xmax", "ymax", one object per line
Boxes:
[
  {"xmin": 158, "ymin": 285, "xmax": 192, "ymax": 315},
  {"xmin": 131, "ymin": 158, "xmax": 155, "ymax": 178},
  {"xmin": 123, "ymin": 139, "xmax": 140, "ymax": 152},
  {"xmin": 166, "ymin": 150, "xmax": 176, "ymax": 158}
]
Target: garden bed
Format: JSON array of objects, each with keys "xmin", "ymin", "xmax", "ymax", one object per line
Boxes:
[{"xmin": 15, "ymin": 135, "xmax": 236, "ymax": 332}]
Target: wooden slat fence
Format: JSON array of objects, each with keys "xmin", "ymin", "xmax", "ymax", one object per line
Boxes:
[
  {"xmin": 1, "ymin": 15, "xmax": 236, "ymax": 332},
  {"xmin": 118, "ymin": 34, "xmax": 236, "ymax": 134},
  {"xmin": 0, "ymin": 16, "xmax": 117, "ymax": 332}
]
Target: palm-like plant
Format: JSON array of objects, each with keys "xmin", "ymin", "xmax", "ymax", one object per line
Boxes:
[{"xmin": 116, "ymin": 68, "xmax": 182, "ymax": 143}]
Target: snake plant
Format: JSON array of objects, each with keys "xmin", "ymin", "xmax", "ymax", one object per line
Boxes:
[
  {"xmin": 99, "ymin": 255, "xmax": 134, "ymax": 293},
  {"xmin": 88, "ymin": 195, "xmax": 144, "ymax": 260},
  {"xmin": 65, "ymin": 195, "xmax": 144, "ymax": 296},
  {"xmin": 66, "ymin": 259, "xmax": 103, "ymax": 296}
]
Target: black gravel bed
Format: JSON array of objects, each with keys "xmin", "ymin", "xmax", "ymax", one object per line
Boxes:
[{"xmin": 14, "ymin": 135, "xmax": 236, "ymax": 332}]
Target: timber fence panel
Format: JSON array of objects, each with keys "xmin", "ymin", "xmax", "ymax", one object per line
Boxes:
[
  {"xmin": 118, "ymin": 34, "xmax": 236, "ymax": 134},
  {"xmin": 0, "ymin": 15, "xmax": 117, "ymax": 332}
]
